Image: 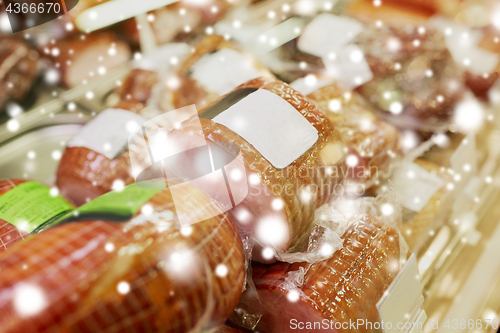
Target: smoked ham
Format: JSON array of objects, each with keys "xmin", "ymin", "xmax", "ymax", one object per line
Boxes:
[
  {"xmin": 42, "ymin": 32, "xmax": 131, "ymax": 88},
  {"xmin": 307, "ymin": 84, "xmax": 402, "ymax": 189},
  {"xmin": 245, "ymin": 215, "xmax": 402, "ymax": 333},
  {"xmin": 162, "ymin": 35, "xmax": 274, "ymax": 112},
  {"xmin": 0, "ymin": 182, "xmax": 245, "ymax": 332},
  {"xmin": 0, "ymin": 180, "xmax": 29, "ymax": 251},
  {"xmin": 0, "ymin": 37, "xmax": 39, "ymax": 111},
  {"xmin": 171, "ymin": 78, "xmax": 347, "ymax": 252}
]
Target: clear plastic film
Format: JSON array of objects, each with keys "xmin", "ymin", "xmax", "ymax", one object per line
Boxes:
[
  {"xmin": 157, "ymin": 35, "xmax": 275, "ymax": 112},
  {"xmin": 258, "ymin": 11, "xmax": 469, "ymax": 132},
  {"xmin": 0, "ymin": 181, "xmax": 246, "ymax": 333},
  {"xmin": 237, "ymin": 186, "xmax": 409, "ymax": 333},
  {"xmin": 306, "ymin": 82, "xmax": 403, "ymax": 192}
]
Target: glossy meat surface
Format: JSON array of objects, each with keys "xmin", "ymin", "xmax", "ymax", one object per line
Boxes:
[
  {"xmin": 249, "ymin": 216, "xmax": 401, "ymax": 333},
  {"xmin": 179, "ymin": 78, "xmax": 347, "ymax": 251},
  {"xmin": 0, "ymin": 37, "xmax": 39, "ymax": 111},
  {"xmin": 0, "ymin": 183, "xmax": 246, "ymax": 332},
  {"xmin": 0, "ymin": 180, "xmax": 29, "ymax": 251},
  {"xmin": 308, "ymin": 84, "xmax": 402, "ymax": 188}
]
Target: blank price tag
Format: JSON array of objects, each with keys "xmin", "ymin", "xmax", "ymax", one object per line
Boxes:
[{"xmin": 377, "ymin": 254, "xmax": 426, "ymax": 333}]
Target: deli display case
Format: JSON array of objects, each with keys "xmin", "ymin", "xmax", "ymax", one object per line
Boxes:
[{"xmin": 1, "ymin": 0, "xmax": 500, "ymax": 332}]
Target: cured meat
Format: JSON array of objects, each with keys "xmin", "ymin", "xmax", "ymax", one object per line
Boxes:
[
  {"xmin": 353, "ymin": 23, "xmax": 466, "ymax": 131},
  {"xmin": 42, "ymin": 32, "xmax": 131, "ymax": 88},
  {"xmin": 56, "ymin": 146, "xmax": 136, "ymax": 206},
  {"xmin": 113, "ymin": 68, "xmax": 159, "ymax": 112},
  {"xmin": 162, "ymin": 35, "xmax": 274, "ymax": 112},
  {"xmin": 0, "ymin": 182, "xmax": 246, "ymax": 332},
  {"xmin": 213, "ymin": 325, "xmax": 248, "ymax": 333},
  {"xmin": 0, "ymin": 179, "xmax": 75, "ymax": 251},
  {"xmin": 173, "ymin": 78, "xmax": 347, "ymax": 252},
  {"xmin": 0, "ymin": 37, "xmax": 39, "ymax": 111},
  {"xmin": 307, "ymin": 84, "xmax": 402, "ymax": 189},
  {"xmin": 0, "ymin": 180, "xmax": 29, "ymax": 251},
  {"xmin": 245, "ymin": 216, "xmax": 401, "ymax": 333}
]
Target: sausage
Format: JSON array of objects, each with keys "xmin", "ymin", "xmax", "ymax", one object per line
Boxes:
[
  {"xmin": 0, "ymin": 182, "xmax": 246, "ymax": 332},
  {"xmin": 245, "ymin": 216, "xmax": 401, "ymax": 333},
  {"xmin": 0, "ymin": 37, "xmax": 39, "ymax": 111}
]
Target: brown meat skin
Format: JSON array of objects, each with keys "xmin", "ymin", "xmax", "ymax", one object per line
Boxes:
[
  {"xmin": 41, "ymin": 32, "xmax": 131, "ymax": 88},
  {"xmin": 0, "ymin": 37, "xmax": 39, "ymax": 111},
  {"xmin": 249, "ymin": 216, "xmax": 401, "ymax": 333},
  {"xmin": 163, "ymin": 35, "xmax": 274, "ymax": 111},
  {"xmin": 307, "ymin": 85, "xmax": 402, "ymax": 189},
  {"xmin": 0, "ymin": 183, "xmax": 246, "ymax": 333},
  {"xmin": 0, "ymin": 180, "xmax": 30, "ymax": 251},
  {"xmin": 116, "ymin": 68, "xmax": 158, "ymax": 104},
  {"xmin": 180, "ymin": 78, "xmax": 347, "ymax": 251},
  {"xmin": 354, "ymin": 24, "xmax": 466, "ymax": 131},
  {"xmin": 56, "ymin": 147, "xmax": 135, "ymax": 206}
]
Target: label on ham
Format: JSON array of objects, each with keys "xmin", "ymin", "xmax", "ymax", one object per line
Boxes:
[
  {"xmin": 68, "ymin": 108, "xmax": 147, "ymax": 160},
  {"xmin": 74, "ymin": 183, "xmax": 161, "ymax": 221},
  {"xmin": 212, "ymin": 89, "xmax": 319, "ymax": 169},
  {"xmin": 391, "ymin": 162, "xmax": 445, "ymax": 212},
  {"xmin": 191, "ymin": 48, "xmax": 261, "ymax": 96},
  {"xmin": 377, "ymin": 254, "xmax": 426, "ymax": 333},
  {"xmin": 298, "ymin": 13, "xmax": 364, "ymax": 58},
  {"xmin": 0, "ymin": 181, "xmax": 73, "ymax": 233},
  {"xmin": 290, "ymin": 76, "xmax": 333, "ymax": 96}
]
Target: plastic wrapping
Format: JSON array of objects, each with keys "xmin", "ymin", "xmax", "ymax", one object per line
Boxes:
[
  {"xmin": 233, "ymin": 186, "xmax": 409, "ymax": 333},
  {"xmin": 307, "ymin": 83, "xmax": 403, "ymax": 190},
  {"xmin": 265, "ymin": 12, "xmax": 468, "ymax": 132},
  {"xmin": 169, "ymin": 78, "xmax": 348, "ymax": 255},
  {"xmin": 159, "ymin": 35, "xmax": 275, "ymax": 112},
  {"xmin": 0, "ymin": 179, "xmax": 74, "ymax": 251},
  {"xmin": 0, "ymin": 181, "xmax": 246, "ymax": 332}
]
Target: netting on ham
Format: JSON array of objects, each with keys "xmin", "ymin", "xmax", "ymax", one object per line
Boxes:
[
  {"xmin": 0, "ymin": 183, "xmax": 246, "ymax": 333},
  {"xmin": 0, "ymin": 180, "xmax": 29, "ymax": 251}
]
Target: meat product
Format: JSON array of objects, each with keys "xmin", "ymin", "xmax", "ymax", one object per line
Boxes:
[
  {"xmin": 0, "ymin": 182, "xmax": 246, "ymax": 332},
  {"xmin": 56, "ymin": 105, "xmax": 155, "ymax": 206},
  {"xmin": 0, "ymin": 179, "xmax": 74, "ymax": 251},
  {"xmin": 161, "ymin": 35, "xmax": 274, "ymax": 112},
  {"xmin": 170, "ymin": 78, "xmax": 347, "ymax": 252},
  {"xmin": 213, "ymin": 325, "xmax": 248, "ymax": 333},
  {"xmin": 245, "ymin": 215, "xmax": 401, "ymax": 333},
  {"xmin": 41, "ymin": 32, "xmax": 131, "ymax": 88},
  {"xmin": 353, "ymin": 23, "xmax": 466, "ymax": 131},
  {"xmin": 307, "ymin": 84, "xmax": 402, "ymax": 189},
  {"xmin": 112, "ymin": 68, "xmax": 159, "ymax": 112},
  {"xmin": 0, "ymin": 37, "xmax": 39, "ymax": 111}
]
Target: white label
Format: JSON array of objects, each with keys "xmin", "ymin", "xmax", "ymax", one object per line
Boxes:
[
  {"xmin": 133, "ymin": 43, "xmax": 191, "ymax": 72},
  {"xmin": 322, "ymin": 44, "xmax": 373, "ymax": 89},
  {"xmin": 430, "ymin": 18, "xmax": 499, "ymax": 75},
  {"xmin": 191, "ymin": 48, "xmax": 261, "ymax": 96},
  {"xmin": 213, "ymin": 89, "xmax": 318, "ymax": 169},
  {"xmin": 298, "ymin": 13, "xmax": 364, "ymax": 58},
  {"xmin": 377, "ymin": 254, "xmax": 425, "ymax": 333},
  {"xmin": 290, "ymin": 76, "xmax": 333, "ymax": 96},
  {"xmin": 391, "ymin": 162, "xmax": 445, "ymax": 212},
  {"xmin": 69, "ymin": 108, "xmax": 147, "ymax": 159},
  {"xmin": 450, "ymin": 132, "xmax": 477, "ymax": 194}
]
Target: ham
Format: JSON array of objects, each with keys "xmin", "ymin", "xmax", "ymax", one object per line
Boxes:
[
  {"xmin": 170, "ymin": 78, "xmax": 347, "ymax": 253},
  {"xmin": 0, "ymin": 180, "xmax": 29, "ymax": 251},
  {"xmin": 0, "ymin": 37, "xmax": 39, "ymax": 111},
  {"xmin": 307, "ymin": 84, "xmax": 402, "ymax": 189},
  {"xmin": 243, "ymin": 215, "xmax": 402, "ymax": 333},
  {"xmin": 0, "ymin": 179, "xmax": 74, "ymax": 251},
  {"xmin": 42, "ymin": 32, "xmax": 131, "ymax": 88},
  {"xmin": 161, "ymin": 35, "xmax": 274, "ymax": 112},
  {"xmin": 0, "ymin": 182, "xmax": 246, "ymax": 332}
]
